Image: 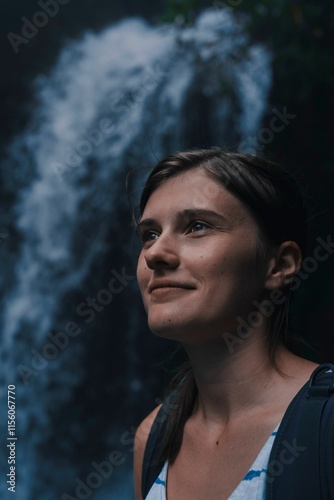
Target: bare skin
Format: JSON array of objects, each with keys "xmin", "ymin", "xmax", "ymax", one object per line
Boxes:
[
  {"xmin": 134, "ymin": 168, "xmax": 318, "ymax": 499},
  {"xmin": 165, "ymin": 343, "xmax": 317, "ymax": 499}
]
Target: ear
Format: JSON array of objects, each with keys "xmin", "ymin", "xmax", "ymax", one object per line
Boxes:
[{"xmin": 264, "ymin": 241, "xmax": 302, "ymax": 291}]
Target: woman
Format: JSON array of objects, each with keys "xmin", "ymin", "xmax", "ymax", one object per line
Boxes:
[{"xmin": 133, "ymin": 148, "xmax": 319, "ymax": 499}]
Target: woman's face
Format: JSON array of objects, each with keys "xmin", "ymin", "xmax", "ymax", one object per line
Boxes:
[{"xmin": 136, "ymin": 168, "xmax": 271, "ymax": 344}]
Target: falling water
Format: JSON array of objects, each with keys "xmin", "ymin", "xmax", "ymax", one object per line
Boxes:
[{"xmin": 0, "ymin": 8, "xmax": 271, "ymax": 499}]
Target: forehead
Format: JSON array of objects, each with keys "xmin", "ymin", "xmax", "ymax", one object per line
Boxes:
[{"xmin": 142, "ymin": 168, "xmax": 252, "ymax": 223}]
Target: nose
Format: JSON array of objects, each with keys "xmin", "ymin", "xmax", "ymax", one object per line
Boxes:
[{"xmin": 144, "ymin": 233, "xmax": 180, "ymax": 271}]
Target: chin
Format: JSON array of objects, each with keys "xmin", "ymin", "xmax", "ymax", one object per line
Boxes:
[
  {"xmin": 148, "ymin": 317, "xmax": 188, "ymax": 340},
  {"xmin": 149, "ymin": 322, "xmax": 179, "ymax": 338},
  {"xmin": 148, "ymin": 315, "xmax": 207, "ymax": 344}
]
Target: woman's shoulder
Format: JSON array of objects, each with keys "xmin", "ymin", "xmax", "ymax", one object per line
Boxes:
[
  {"xmin": 134, "ymin": 405, "xmax": 162, "ymax": 500},
  {"xmin": 135, "ymin": 404, "xmax": 162, "ymax": 449}
]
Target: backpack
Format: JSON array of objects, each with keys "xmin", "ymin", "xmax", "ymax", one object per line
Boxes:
[{"xmin": 142, "ymin": 363, "xmax": 334, "ymax": 499}]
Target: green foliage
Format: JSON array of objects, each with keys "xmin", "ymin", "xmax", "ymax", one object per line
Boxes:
[{"xmin": 163, "ymin": 0, "xmax": 334, "ymax": 102}]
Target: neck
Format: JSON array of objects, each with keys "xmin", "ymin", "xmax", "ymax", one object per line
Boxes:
[{"xmin": 182, "ymin": 332, "xmax": 296, "ymax": 425}]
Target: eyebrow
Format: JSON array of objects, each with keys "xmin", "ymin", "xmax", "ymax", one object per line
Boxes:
[
  {"xmin": 181, "ymin": 209, "xmax": 228, "ymax": 223},
  {"xmin": 137, "ymin": 208, "xmax": 228, "ymax": 231},
  {"xmin": 136, "ymin": 218, "xmax": 156, "ymax": 232}
]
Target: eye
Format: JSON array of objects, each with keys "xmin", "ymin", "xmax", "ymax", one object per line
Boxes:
[
  {"xmin": 140, "ymin": 230, "xmax": 159, "ymax": 244},
  {"xmin": 189, "ymin": 221, "xmax": 210, "ymax": 232}
]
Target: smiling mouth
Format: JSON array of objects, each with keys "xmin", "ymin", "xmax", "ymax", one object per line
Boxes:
[{"xmin": 150, "ymin": 285, "xmax": 195, "ymax": 297}]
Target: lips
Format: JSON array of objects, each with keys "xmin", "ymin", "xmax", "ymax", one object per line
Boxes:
[{"xmin": 149, "ymin": 280, "xmax": 196, "ymax": 293}]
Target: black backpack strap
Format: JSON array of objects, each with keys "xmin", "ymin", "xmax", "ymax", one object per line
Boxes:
[
  {"xmin": 317, "ymin": 365, "xmax": 334, "ymax": 498},
  {"xmin": 266, "ymin": 363, "xmax": 334, "ymax": 500},
  {"xmin": 141, "ymin": 387, "xmax": 179, "ymax": 499}
]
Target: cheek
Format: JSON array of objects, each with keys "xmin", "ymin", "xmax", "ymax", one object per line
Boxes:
[
  {"xmin": 136, "ymin": 254, "xmax": 147, "ymax": 289},
  {"xmin": 136, "ymin": 257, "xmax": 150, "ymax": 312},
  {"xmin": 137, "ymin": 254, "xmax": 150, "ymax": 293},
  {"xmin": 199, "ymin": 246, "xmax": 259, "ymax": 291}
]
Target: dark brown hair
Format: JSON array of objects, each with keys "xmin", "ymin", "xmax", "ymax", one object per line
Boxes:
[{"xmin": 139, "ymin": 148, "xmax": 309, "ymax": 465}]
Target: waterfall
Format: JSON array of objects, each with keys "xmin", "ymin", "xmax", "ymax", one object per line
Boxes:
[{"xmin": 0, "ymin": 8, "xmax": 271, "ymax": 499}]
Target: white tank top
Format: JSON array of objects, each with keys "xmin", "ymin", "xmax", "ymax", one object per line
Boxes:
[{"xmin": 145, "ymin": 424, "xmax": 279, "ymax": 499}]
